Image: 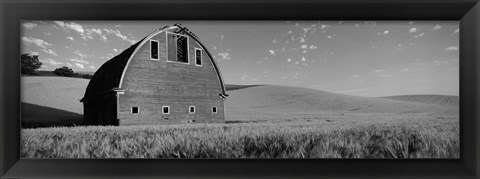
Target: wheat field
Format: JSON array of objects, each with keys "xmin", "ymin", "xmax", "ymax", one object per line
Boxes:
[{"xmin": 20, "ymin": 77, "xmax": 459, "ymax": 158}]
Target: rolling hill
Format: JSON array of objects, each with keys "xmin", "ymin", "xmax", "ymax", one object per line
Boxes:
[
  {"xmin": 21, "ymin": 77, "xmax": 458, "ymax": 126},
  {"xmin": 381, "ymin": 95, "xmax": 459, "ymax": 106},
  {"xmin": 225, "ymin": 85, "xmax": 457, "ymax": 113}
]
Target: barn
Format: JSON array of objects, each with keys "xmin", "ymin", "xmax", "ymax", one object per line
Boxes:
[{"xmin": 80, "ymin": 24, "xmax": 228, "ymax": 126}]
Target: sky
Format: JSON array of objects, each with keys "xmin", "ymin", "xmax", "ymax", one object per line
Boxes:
[{"xmin": 21, "ymin": 21, "xmax": 459, "ymax": 97}]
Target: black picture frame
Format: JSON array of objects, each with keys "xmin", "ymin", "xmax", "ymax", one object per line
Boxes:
[{"xmin": 1, "ymin": 0, "xmax": 479, "ymax": 178}]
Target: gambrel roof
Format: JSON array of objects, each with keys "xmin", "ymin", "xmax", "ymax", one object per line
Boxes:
[{"xmin": 81, "ymin": 24, "xmax": 227, "ymax": 102}]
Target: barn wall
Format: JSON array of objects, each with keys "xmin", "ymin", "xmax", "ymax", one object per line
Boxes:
[{"xmin": 118, "ymin": 30, "xmax": 225, "ymax": 125}]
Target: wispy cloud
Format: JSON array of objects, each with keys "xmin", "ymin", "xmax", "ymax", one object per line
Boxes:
[
  {"xmin": 69, "ymin": 58, "xmax": 89, "ymax": 64},
  {"xmin": 444, "ymin": 46, "xmax": 459, "ymax": 52},
  {"xmin": 409, "ymin": 27, "xmax": 417, "ymax": 33},
  {"xmin": 66, "ymin": 37, "xmax": 75, "ymax": 41},
  {"xmin": 54, "ymin": 21, "xmax": 85, "ymax": 34},
  {"xmin": 40, "ymin": 58, "xmax": 63, "ymax": 66},
  {"xmin": 22, "ymin": 37, "xmax": 51, "ymax": 49},
  {"xmin": 103, "ymin": 28, "xmax": 136, "ymax": 44},
  {"xmin": 42, "ymin": 49, "xmax": 58, "ymax": 56},
  {"xmin": 413, "ymin": 32, "xmax": 425, "ymax": 38},
  {"xmin": 268, "ymin": 49, "xmax": 275, "ymax": 55},
  {"xmin": 432, "ymin": 24, "xmax": 441, "ymax": 31},
  {"xmin": 217, "ymin": 52, "xmax": 231, "ymax": 60},
  {"xmin": 74, "ymin": 63, "xmax": 85, "ymax": 69},
  {"xmin": 74, "ymin": 50, "xmax": 88, "ymax": 60},
  {"xmin": 22, "ymin": 22, "xmax": 38, "ymax": 30},
  {"xmin": 370, "ymin": 69, "xmax": 385, "ymax": 74},
  {"xmin": 82, "ymin": 28, "xmax": 103, "ymax": 40}
]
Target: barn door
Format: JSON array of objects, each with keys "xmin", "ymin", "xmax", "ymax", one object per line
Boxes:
[{"xmin": 102, "ymin": 94, "xmax": 118, "ymax": 126}]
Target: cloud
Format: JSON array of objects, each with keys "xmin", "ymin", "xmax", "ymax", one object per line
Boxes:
[
  {"xmin": 69, "ymin": 57, "xmax": 89, "ymax": 64},
  {"xmin": 433, "ymin": 60, "xmax": 449, "ymax": 65},
  {"xmin": 74, "ymin": 50, "xmax": 88, "ymax": 59},
  {"xmin": 384, "ymin": 30, "xmax": 389, "ymax": 34},
  {"xmin": 66, "ymin": 62, "xmax": 73, "ymax": 67},
  {"xmin": 103, "ymin": 28, "xmax": 136, "ymax": 44},
  {"xmin": 287, "ymin": 58, "xmax": 291, "ymax": 62},
  {"xmin": 21, "ymin": 37, "xmax": 52, "ymax": 49},
  {"xmin": 53, "ymin": 21, "xmax": 65, "ymax": 27},
  {"xmin": 444, "ymin": 46, "xmax": 459, "ymax": 52},
  {"xmin": 370, "ymin": 69, "xmax": 385, "ymax": 74},
  {"xmin": 413, "ymin": 32, "xmax": 425, "ymax": 38},
  {"xmin": 29, "ymin": 52, "xmax": 39, "ymax": 56},
  {"xmin": 240, "ymin": 74, "xmax": 248, "ymax": 81},
  {"xmin": 40, "ymin": 58, "xmax": 63, "ymax": 65},
  {"xmin": 217, "ymin": 52, "xmax": 231, "ymax": 60},
  {"xmin": 409, "ymin": 28, "xmax": 417, "ymax": 33},
  {"xmin": 300, "ymin": 37, "xmax": 306, "ymax": 43},
  {"xmin": 89, "ymin": 65, "xmax": 96, "ymax": 69},
  {"xmin": 433, "ymin": 24, "xmax": 442, "ymax": 31},
  {"xmin": 54, "ymin": 21, "xmax": 85, "ymax": 34},
  {"xmin": 268, "ymin": 49, "xmax": 275, "ymax": 55},
  {"xmin": 113, "ymin": 48, "xmax": 118, "ymax": 53},
  {"xmin": 44, "ymin": 32, "xmax": 52, "ymax": 36},
  {"xmin": 368, "ymin": 69, "xmax": 391, "ymax": 77},
  {"xmin": 90, "ymin": 28, "xmax": 102, "ymax": 35},
  {"xmin": 220, "ymin": 35, "xmax": 224, "ymax": 46},
  {"xmin": 82, "ymin": 28, "xmax": 103, "ymax": 40},
  {"xmin": 65, "ymin": 22, "xmax": 84, "ymax": 34},
  {"xmin": 74, "ymin": 63, "xmax": 85, "ymax": 69},
  {"xmin": 42, "ymin": 49, "xmax": 58, "ymax": 56},
  {"xmin": 320, "ymin": 24, "xmax": 330, "ymax": 29},
  {"xmin": 66, "ymin": 36, "xmax": 75, "ymax": 41},
  {"xmin": 301, "ymin": 44, "xmax": 308, "ymax": 49},
  {"xmin": 22, "ymin": 23, "xmax": 37, "ymax": 30},
  {"xmin": 454, "ymin": 28, "xmax": 459, "ymax": 34},
  {"xmin": 55, "ymin": 21, "xmax": 119, "ymax": 43}
]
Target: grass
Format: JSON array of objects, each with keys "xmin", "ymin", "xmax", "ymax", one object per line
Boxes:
[
  {"xmin": 20, "ymin": 76, "xmax": 459, "ymax": 158},
  {"xmin": 21, "ymin": 118, "xmax": 459, "ymax": 158}
]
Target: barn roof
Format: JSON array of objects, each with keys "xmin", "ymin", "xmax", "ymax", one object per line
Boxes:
[{"xmin": 81, "ymin": 24, "xmax": 227, "ymax": 103}]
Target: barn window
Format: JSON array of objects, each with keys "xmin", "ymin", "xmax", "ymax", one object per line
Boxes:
[
  {"xmin": 195, "ymin": 48, "xmax": 202, "ymax": 66},
  {"xmin": 167, "ymin": 33, "xmax": 189, "ymax": 64},
  {"xmin": 150, "ymin": 40, "xmax": 159, "ymax": 60},
  {"xmin": 131, "ymin": 107, "xmax": 139, "ymax": 114},
  {"xmin": 189, "ymin": 106, "xmax": 195, "ymax": 114},
  {"xmin": 212, "ymin": 106, "xmax": 217, "ymax": 114},
  {"xmin": 162, "ymin": 106, "xmax": 170, "ymax": 114}
]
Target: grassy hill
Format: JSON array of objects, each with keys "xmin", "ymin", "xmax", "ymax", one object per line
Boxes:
[
  {"xmin": 381, "ymin": 95, "xmax": 459, "ymax": 106},
  {"xmin": 21, "ymin": 76, "xmax": 88, "ymax": 127},
  {"xmin": 21, "ymin": 77, "xmax": 458, "ymax": 126},
  {"xmin": 20, "ymin": 77, "xmax": 459, "ymax": 158}
]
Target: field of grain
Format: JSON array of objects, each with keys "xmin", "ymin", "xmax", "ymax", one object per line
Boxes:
[{"xmin": 20, "ymin": 77, "xmax": 460, "ymax": 158}]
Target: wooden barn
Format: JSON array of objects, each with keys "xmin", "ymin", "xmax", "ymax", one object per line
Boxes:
[{"xmin": 80, "ymin": 24, "xmax": 228, "ymax": 126}]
